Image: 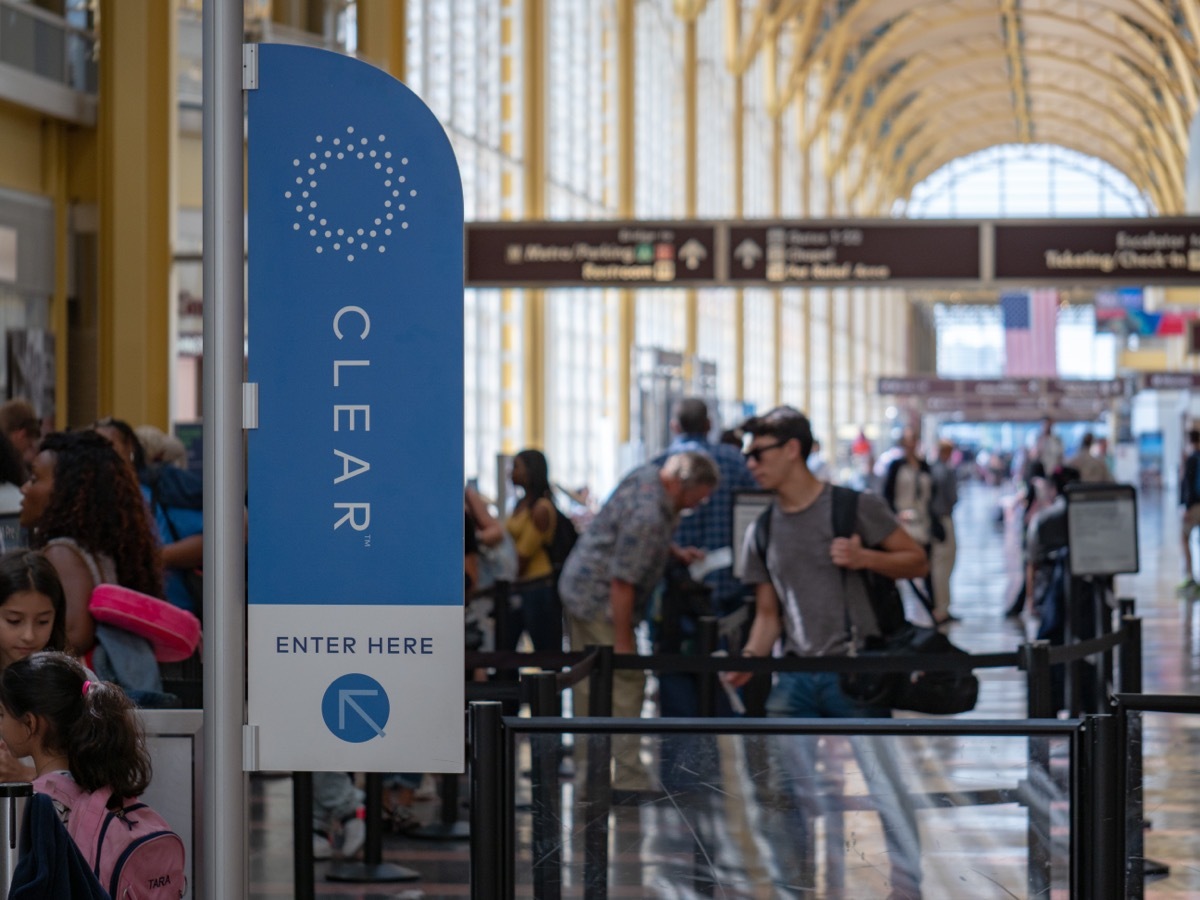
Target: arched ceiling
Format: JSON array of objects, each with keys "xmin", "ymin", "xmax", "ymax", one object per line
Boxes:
[{"xmin": 724, "ymin": 0, "xmax": 1200, "ymax": 213}]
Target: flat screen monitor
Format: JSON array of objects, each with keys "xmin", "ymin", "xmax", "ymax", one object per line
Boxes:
[
  {"xmin": 731, "ymin": 490, "xmax": 773, "ymax": 580},
  {"xmin": 1064, "ymin": 483, "xmax": 1139, "ymax": 577}
]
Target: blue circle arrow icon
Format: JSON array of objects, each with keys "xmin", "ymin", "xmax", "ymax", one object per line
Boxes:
[{"xmin": 321, "ymin": 673, "xmax": 391, "ymax": 743}]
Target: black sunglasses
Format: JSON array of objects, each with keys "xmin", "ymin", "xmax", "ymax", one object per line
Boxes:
[{"xmin": 743, "ymin": 440, "xmax": 789, "ymax": 463}]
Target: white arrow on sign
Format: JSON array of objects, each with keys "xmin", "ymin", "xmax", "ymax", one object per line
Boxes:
[
  {"xmin": 734, "ymin": 238, "xmax": 763, "ymax": 269},
  {"xmin": 678, "ymin": 238, "xmax": 708, "ymax": 270},
  {"xmin": 339, "ymin": 688, "xmax": 387, "ymax": 737}
]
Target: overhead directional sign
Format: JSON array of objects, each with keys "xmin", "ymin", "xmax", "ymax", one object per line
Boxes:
[
  {"xmin": 878, "ymin": 376, "xmax": 1127, "ymax": 399},
  {"xmin": 726, "ymin": 223, "xmax": 980, "ymax": 284},
  {"xmin": 879, "ymin": 376, "xmax": 1126, "ymax": 421},
  {"xmin": 246, "ymin": 44, "xmax": 464, "ymax": 773},
  {"xmin": 466, "ymin": 222, "xmax": 717, "ymax": 286},
  {"xmin": 994, "ymin": 219, "xmax": 1200, "ymax": 283},
  {"xmin": 465, "ymin": 218, "xmax": 1200, "ymax": 287},
  {"xmin": 1136, "ymin": 371, "xmax": 1200, "ymax": 390}
]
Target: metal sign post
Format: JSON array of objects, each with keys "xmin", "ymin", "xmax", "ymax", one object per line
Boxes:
[{"xmin": 202, "ymin": 0, "xmax": 246, "ymax": 895}]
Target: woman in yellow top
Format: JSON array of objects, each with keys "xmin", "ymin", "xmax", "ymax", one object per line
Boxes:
[{"xmin": 504, "ymin": 449, "xmax": 560, "ymax": 651}]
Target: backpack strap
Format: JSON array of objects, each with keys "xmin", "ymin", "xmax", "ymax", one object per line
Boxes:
[
  {"xmin": 752, "ymin": 502, "xmax": 772, "ymax": 562},
  {"xmin": 830, "ymin": 485, "xmax": 859, "ymax": 540},
  {"xmin": 34, "ymin": 773, "xmax": 116, "ymax": 875}
]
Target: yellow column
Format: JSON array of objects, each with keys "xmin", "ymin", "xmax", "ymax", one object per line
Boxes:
[
  {"xmin": 797, "ymin": 79, "xmax": 811, "ymax": 414},
  {"xmin": 846, "ymin": 290, "xmax": 856, "ymax": 425},
  {"xmin": 357, "ymin": 0, "xmax": 406, "ymax": 80},
  {"xmin": 617, "ymin": 0, "xmax": 635, "ymax": 444},
  {"xmin": 43, "ymin": 121, "xmax": 69, "ymax": 429},
  {"xmin": 98, "ymin": 1, "xmax": 174, "ymax": 427},
  {"xmin": 682, "ymin": 13, "xmax": 699, "ymax": 371},
  {"xmin": 771, "ymin": 115, "xmax": 783, "ymax": 406},
  {"xmin": 732, "ymin": 21, "xmax": 745, "ymax": 405},
  {"xmin": 271, "ymin": 0, "xmax": 323, "ymax": 32},
  {"xmin": 499, "ymin": 0, "xmax": 519, "ymax": 453},
  {"xmin": 523, "ymin": 0, "xmax": 547, "ymax": 449}
]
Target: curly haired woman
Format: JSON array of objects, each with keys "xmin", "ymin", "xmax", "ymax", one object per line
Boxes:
[{"xmin": 19, "ymin": 431, "xmax": 164, "ymax": 694}]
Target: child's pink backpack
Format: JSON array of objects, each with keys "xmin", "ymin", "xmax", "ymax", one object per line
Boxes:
[{"xmin": 34, "ymin": 772, "xmax": 185, "ymax": 899}]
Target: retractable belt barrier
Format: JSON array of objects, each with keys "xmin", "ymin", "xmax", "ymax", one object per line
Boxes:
[
  {"xmin": 464, "ymin": 604, "xmax": 1144, "ymax": 900},
  {"xmin": 285, "ymin": 602, "xmax": 1142, "ymax": 899}
]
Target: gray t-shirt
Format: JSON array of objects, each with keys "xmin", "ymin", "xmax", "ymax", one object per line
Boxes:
[{"xmin": 738, "ymin": 485, "xmax": 901, "ymax": 657}]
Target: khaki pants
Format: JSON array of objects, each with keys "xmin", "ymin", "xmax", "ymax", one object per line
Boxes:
[{"xmin": 567, "ymin": 612, "xmax": 652, "ymax": 792}]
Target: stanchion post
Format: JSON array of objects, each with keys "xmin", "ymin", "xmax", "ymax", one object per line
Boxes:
[
  {"xmin": 362, "ymin": 773, "xmax": 384, "ymax": 864},
  {"xmin": 1021, "ymin": 640, "xmax": 1054, "ymax": 719},
  {"xmin": 326, "ymin": 770, "xmax": 421, "ymax": 882},
  {"xmin": 697, "ymin": 616, "xmax": 718, "ymax": 717},
  {"xmin": 584, "ymin": 645, "xmax": 613, "ymax": 900},
  {"xmin": 292, "ymin": 772, "xmax": 315, "ymax": 900},
  {"xmin": 470, "ymin": 701, "xmax": 505, "ymax": 900},
  {"xmin": 1088, "ymin": 715, "xmax": 1120, "ymax": 898},
  {"xmin": 528, "ymin": 672, "xmax": 562, "ymax": 900},
  {"xmin": 1119, "ymin": 616, "xmax": 1142, "ymax": 695},
  {"xmin": 589, "ymin": 645, "xmax": 614, "ymax": 717},
  {"xmin": 1020, "ymin": 640, "xmax": 1053, "ymax": 897}
]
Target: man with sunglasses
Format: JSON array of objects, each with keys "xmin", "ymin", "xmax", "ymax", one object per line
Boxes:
[{"xmin": 727, "ymin": 406, "xmax": 927, "ymax": 900}]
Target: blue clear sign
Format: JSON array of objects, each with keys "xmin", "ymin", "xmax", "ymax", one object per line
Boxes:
[
  {"xmin": 247, "ymin": 44, "xmax": 463, "ymax": 607},
  {"xmin": 322, "ymin": 673, "xmax": 391, "ymax": 743}
]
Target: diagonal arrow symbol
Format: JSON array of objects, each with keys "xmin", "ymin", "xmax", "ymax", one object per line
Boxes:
[{"xmin": 339, "ymin": 689, "xmax": 386, "ymax": 737}]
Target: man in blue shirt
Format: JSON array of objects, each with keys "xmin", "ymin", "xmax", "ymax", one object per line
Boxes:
[
  {"xmin": 652, "ymin": 399, "xmax": 761, "ymax": 786},
  {"xmin": 654, "ymin": 397, "xmax": 759, "ymax": 616}
]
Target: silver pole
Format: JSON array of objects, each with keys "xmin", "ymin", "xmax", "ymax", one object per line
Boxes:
[{"xmin": 202, "ymin": 0, "xmax": 247, "ymax": 897}]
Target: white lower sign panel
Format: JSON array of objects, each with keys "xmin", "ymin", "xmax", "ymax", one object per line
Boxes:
[{"xmin": 246, "ymin": 605, "xmax": 464, "ymax": 772}]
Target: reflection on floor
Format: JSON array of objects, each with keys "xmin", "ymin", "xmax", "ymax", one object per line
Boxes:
[{"xmin": 249, "ymin": 481, "xmax": 1200, "ymax": 898}]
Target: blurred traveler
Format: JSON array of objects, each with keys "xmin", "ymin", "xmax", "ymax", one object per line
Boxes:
[
  {"xmin": 21, "ymin": 431, "xmax": 166, "ymax": 698},
  {"xmin": 881, "ymin": 427, "xmax": 936, "ymax": 613},
  {"xmin": 1066, "ymin": 432, "xmax": 1113, "ymax": 484},
  {"xmin": 559, "ymin": 450, "xmax": 716, "ymax": 794},
  {"xmin": 1033, "ymin": 417, "xmax": 1064, "ymax": 476},
  {"xmin": 94, "ymin": 418, "xmax": 203, "ymax": 614},
  {"xmin": 928, "ymin": 439, "xmax": 959, "ymax": 625},
  {"xmin": 1181, "ymin": 429, "xmax": 1200, "ymax": 591},
  {"xmin": 0, "ymin": 399, "xmax": 40, "ymax": 471},
  {"xmin": 653, "ymin": 398, "xmax": 758, "ymax": 616},
  {"xmin": 504, "ymin": 449, "xmax": 562, "ymax": 652}
]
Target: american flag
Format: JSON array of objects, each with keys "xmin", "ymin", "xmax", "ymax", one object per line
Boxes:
[{"xmin": 1002, "ymin": 289, "xmax": 1058, "ymax": 376}]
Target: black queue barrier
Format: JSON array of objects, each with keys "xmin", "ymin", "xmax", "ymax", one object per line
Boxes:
[
  {"xmin": 471, "ymin": 708, "xmax": 1124, "ymax": 899},
  {"xmin": 1111, "ymin": 691, "xmax": 1197, "ymax": 898},
  {"xmin": 465, "ymin": 607, "xmax": 1143, "ymax": 899}
]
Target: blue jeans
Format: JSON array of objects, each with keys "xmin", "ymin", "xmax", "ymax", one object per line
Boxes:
[{"xmin": 766, "ymin": 671, "xmax": 922, "ymax": 896}]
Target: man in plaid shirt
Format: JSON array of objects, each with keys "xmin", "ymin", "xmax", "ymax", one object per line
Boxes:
[
  {"xmin": 655, "ymin": 397, "xmax": 759, "ymax": 614},
  {"xmin": 653, "ymin": 398, "xmax": 760, "ymax": 758}
]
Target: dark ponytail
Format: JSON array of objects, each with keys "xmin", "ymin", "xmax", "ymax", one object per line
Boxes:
[{"xmin": 0, "ymin": 651, "xmax": 151, "ymax": 801}]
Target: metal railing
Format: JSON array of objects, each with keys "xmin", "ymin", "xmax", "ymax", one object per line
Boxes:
[{"xmin": 0, "ymin": 0, "xmax": 95, "ymax": 94}]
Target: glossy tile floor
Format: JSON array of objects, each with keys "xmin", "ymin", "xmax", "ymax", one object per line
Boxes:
[{"xmin": 249, "ymin": 480, "xmax": 1200, "ymax": 898}]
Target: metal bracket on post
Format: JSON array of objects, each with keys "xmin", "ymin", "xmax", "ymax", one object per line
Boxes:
[
  {"xmin": 242, "ymin": 44, "xmax": 259, "ymax": 90},
  {"xmin": 242, "ymin": 383, "xmax": 259, "ymax": 430},
  {"xmin": 241, "ymin": 724, "xmax": 259, "ymax": 771}
]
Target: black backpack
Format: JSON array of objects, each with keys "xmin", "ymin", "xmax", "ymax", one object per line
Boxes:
[
  {"xmin": 752, "ymin": 485, "xmax": 978, "ymax": 714},
  {"xmin": 545, "ymin": 504, "xmax": 578, "ymax": 572}
]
